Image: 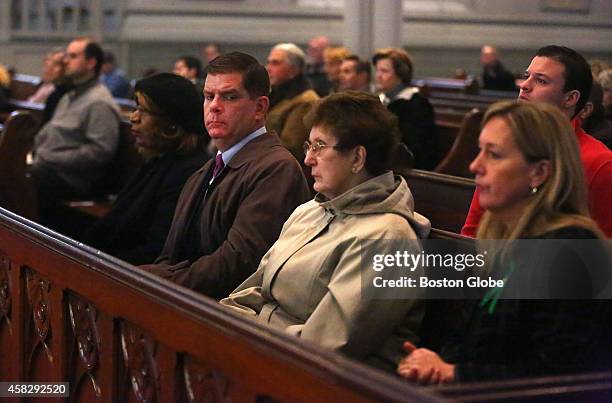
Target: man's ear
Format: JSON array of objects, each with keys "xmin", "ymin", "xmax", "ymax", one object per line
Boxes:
[
  {"xmin": 86, "ymin": 57, "xmax": 97, "ymax": 73},
  {"xmin": 288, "ymin": 65, "xmax": 300, "ymax": 80},
  {"xmin": 254, "ymin": 96, "xmax": 270, "ymax": 122},
  {"xmin": 529, "ymin": 159, "xmax": 551, "ymax": 189},
  {"xmin": 579, "ymin": 101, "xmax": 594, "ymax": 120},
  {"xmin": 564, "ymin": 89, "xmax": 581, "ymax": 110}
]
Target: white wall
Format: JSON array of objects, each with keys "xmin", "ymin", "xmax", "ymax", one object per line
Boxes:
[{"xmin": 2, "ymin": 0, "xmax": 611, "ymax": 79}]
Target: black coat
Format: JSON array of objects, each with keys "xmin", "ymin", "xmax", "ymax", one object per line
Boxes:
[
  {"xmin": 387, "ymin": 93, "xmax": 439, "ymax": 170},
  {"xmin": 482, "ymin": 62, "xmax": 516, "ymax": 92},
  {"xmin": 84, "ymin": 149, "xmax": 208, "ymax": 265},
  {"xmin": 441, "ymin": 227, "xmax": 612, "ymax": 382}
]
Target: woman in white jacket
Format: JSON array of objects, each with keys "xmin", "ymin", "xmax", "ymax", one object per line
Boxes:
[{"xmin": 221, "ymin": 91, "xmax": 430, "ymax": 369}]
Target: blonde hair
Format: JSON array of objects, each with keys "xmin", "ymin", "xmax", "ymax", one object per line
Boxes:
[
  {"xmin": 477, "ymin": 101, "xmax": 602, "ymax": 240},
  {"xmin": 0, "ymin": 64, "xmax": 11, "ymax": 88},
  {"xmin": 323, "ymin": 46, "xmax": 350, "ymax": 64}
]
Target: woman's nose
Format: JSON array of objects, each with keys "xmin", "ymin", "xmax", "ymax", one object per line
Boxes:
[
  {"xmin": 469, "ymin": 152, "xmax": 483, "ymax": 175},
  {"xmin": 304, "ymin": 150, "xmax": 315, "ymax": 167}
]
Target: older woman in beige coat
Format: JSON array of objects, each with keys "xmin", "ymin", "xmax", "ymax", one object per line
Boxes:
[{"xmin": 221, "ymin": 92, "xmax": 430, "ymax": 369}]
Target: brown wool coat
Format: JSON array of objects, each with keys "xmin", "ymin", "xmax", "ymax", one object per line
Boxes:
[
  {"xmin": 140, "ymin": 133, "xmax": 311, "ymax": 299},
  {"xmin": 266, "ymin": 89, "xmax": 319, "ymax": 162}
]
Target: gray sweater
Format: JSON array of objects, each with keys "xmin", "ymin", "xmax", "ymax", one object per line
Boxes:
[{"xmin": 32, "ymin": 79, "xmax": 121, "ymax": 194}]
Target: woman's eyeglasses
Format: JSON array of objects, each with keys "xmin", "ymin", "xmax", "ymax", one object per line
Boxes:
[{"xmin": 303, "ymin": 140, "xmax": 342, "ymax": 156}]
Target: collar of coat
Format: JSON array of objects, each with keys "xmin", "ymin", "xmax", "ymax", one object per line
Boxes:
[
  {"xmin": 269, "ymin": 74, "xmax": 312, "ymax": 108},
  {"xmin": 198, "ymin": 132, "xmax": 280, "ymax": 173}
]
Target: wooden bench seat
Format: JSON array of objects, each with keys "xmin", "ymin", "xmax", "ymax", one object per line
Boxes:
[{"xmin": 403, "ymin": 169, "xmax": 475, "ymax": 233}]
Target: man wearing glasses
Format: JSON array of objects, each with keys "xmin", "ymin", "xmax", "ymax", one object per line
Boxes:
[
  {"xmin": 141, "ymin": 52, "xmax": 310, "ymax": 299},
  {"xmin": 31, "ymin": 37, "xmax": 120, "ymax": 227}
]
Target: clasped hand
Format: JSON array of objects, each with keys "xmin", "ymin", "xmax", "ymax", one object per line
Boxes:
[{"xmin": 397, "ymin": 341, "xmax": 455, "ymax": 385}]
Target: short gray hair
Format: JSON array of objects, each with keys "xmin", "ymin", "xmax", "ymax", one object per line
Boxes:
[{"xmin": 272, "ymin": 43, "xmax": 305, "ymax": 72}]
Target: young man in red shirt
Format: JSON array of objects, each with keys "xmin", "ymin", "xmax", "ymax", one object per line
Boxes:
[{"xmin": 462, "ymin": 45, "xmax": 612, "ymax": 237}]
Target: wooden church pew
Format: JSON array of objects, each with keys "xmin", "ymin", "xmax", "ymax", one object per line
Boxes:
[
  {"xmin": 2, "ymin": 209, "xmax": 610, "ymax": 402},
  {"xmin": 0, "ymin": 110, "xmax": 41, "ymax": 220},
  {"xmin": 0, "ymin": 207, "xmax": 443, "ymax": 403},
  {"xmin": 403, "ymin": 169, "xmax": 475, "ymax": 233}
]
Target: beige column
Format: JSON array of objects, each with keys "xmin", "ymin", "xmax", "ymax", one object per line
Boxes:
[
  {"xmin": 372, "ymin": 0, "xmax": 403, "ymax": 51},
  {"xmin": 343, "ymin": 0, "xmax": 373, "ymax": 58},
  {"xmin": 343, "ymin": 0, "xmax": 403, "ymax": 58}
]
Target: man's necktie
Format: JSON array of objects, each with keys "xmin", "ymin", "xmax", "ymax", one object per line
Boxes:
[{"xmin": 212, "ymin": 153, "xmax": 225, "ymax": 179}]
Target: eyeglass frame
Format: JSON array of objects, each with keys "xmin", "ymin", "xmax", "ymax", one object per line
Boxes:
[{"xmin": 303, "ymin": 140, "xmax": 349, "ymax": 156}]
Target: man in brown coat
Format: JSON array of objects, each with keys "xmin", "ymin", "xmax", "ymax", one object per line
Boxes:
[
  {"xmin": 140, "ymin": 52, "xmax": 311, "ymax": 299},
  {"xmin": 266, "ymin": 43, "xmax": 319, "ymax": 163}
]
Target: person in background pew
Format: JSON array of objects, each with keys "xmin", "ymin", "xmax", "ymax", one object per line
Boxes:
[
  {"xmin": 462, "ymin": 45, "xmax": 612, "ymax": 238},
  {"xmin": 323, "ymin": 46, "xmax": 350, "ymax": 94},
  {"xmin": 305, "ymin": 36, "xmax": 331, "ymax": 97},
  {"xmin": 83, "ymin": 73, "xmax": 209, "ymax": 265},
  {"xmin": 373, "ymin": 48, "xmax": 439, "ymax": 170},
  {"xmin": 140, "ymin": 52, "xmax": 310, "ymax": 299},
  {"xmin": 100, "ymin": 51, "xmax": 130, "ymax": 98},
  {"xmin": 36, "ymin": 50, "xmax": 72, "ymax": 124},
  {"xmin": 28, "ymin": 50, "xmax": 65, "ymax": 104},
  {"xmin": 221, "ymin": 92, "xmax": 430, "ymax": 370},
  {"xmin": 599, "ymin": 69, "xmax": 612, "ymax": 121},
  {"xmin": 480, "ymin": 45, "xmax": 516, "ymax": 92},
  {"xmin": 201, "ymin": 43, "xmax": 222, "ymax": 65},
  {"xmin": 398, "ymin": 101, "xmax": 612, "ymax": 384},
  {"xmin": 338, "ymin": 54, "xmax": 372, "ymax": 93},
  {"xmin": 31, "ymin": 37, "xmax": 121, "ymax": 228},
  {"xmin": 266, "ymin": 43, "xmax": 319, "ymax": 191},
  {"xmin": 266, "ymin": 43, "xmax": 319, "ymax": 164},
  {"xmin": 173, "ymin": 55, "xmax": 203, "ymax": 92},
  {"xmin": 0, "ymin": 64, "xmax": 11, "ymax": 111},
  {"xmin": 580, "ymin": 82, "xmax": 612, "ymax": 150}
]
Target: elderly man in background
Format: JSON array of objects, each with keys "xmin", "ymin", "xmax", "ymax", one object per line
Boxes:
[
  {"xmin": 305, "ymin": 35, "xmax": 330, "ymax": 96},
  {"xmin": 31, "ymin": 37, "xmax": 120, "ymax": 226},
  {"xmin": 266, "ymin": 43, "xmax": 319, "ymax": 164},
  {"xmin": 339, "ymin": 54, "xmax": 371, "ymax": 92}
]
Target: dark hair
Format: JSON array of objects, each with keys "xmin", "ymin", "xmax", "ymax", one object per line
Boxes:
[
  {"xmin": 176, "ymin": 55, "xmax": 203, "ymax": 78},
  {"xmin": 205, "ymin": 51, "xmax": 270, "ymax": 98},
  {"xmin": 372, "ymin": 48, "xmax": 413, "ymax": 85},
  {"xmin": 103, "ymin": 51, "xmax": 116, "ymax": 65},
  {"xmin": 535, "ymin": 45, "xmax": 592, "ymax": 116},
  {"xmin": 583, "ymin": 82, "xmax": 605, "ymax": 133},
  {"xmin": 304, "ymin": 91, "xmax": 399, "ymax": 175},
  {"xmin": 344, "ymin": 54, "xmax": 371, "ymax": 80},
  {"xmin": 83, "ymin": 40, "xmax": 104, "ymax": 76},
  {"xmin": 135, "ymin": 73, "xmax": 205, "ymax": 137}
]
